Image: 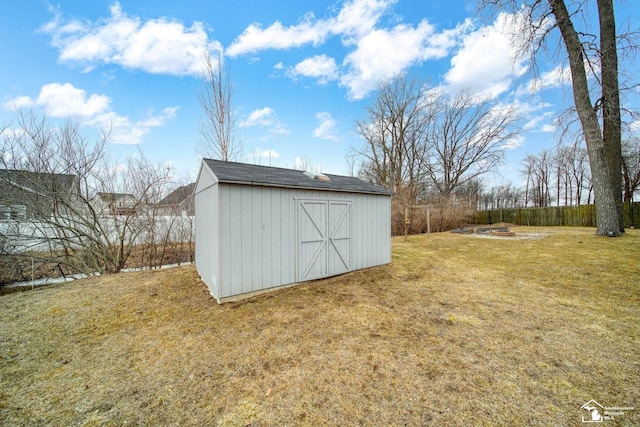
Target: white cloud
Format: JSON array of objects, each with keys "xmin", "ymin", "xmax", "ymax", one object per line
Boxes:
[
  {"xmin": 313, "ymin": 112, "xmax": 339, "ymax": 141},
  {"xmin": 240, "ymin": 107, "xmax": 277, "ymax": 127},
  {"xmin": 523, "ymin": 116, "xmax": 543, "ymax": 132},
  {"xmin": 523, "ymin": 65, "xmax": 571, "ymax": 95},
  {"xmin": 226, "ymin": 0, "xmax": 392, "ymax": 57},
  {"xmin": 239, "ymin": 107, "xmax": 290, "ymax": 134},
  {"xmin": 3, "ymin": 96, "xmax": 33, "ymax": 110},
  {"xmin": 226, "ymin": 15, "xmax": 327, "ymax": 57},
  {"xmin": 37, "ymin": 83, "xmax": 111, "ymax": 118},
  {"xmin": 331, "ymin": 0, "xmax": 392, "ymax": 43},
  {"xmin": 5, "ymin": 83, "xmax": 110, "ymax": 118},
  {"xmin": 0, "ymin": 127, "xmax": 26, "ymax": 141},
  {"xmin": 508, "ymin": 98, "xmax": 556, "ymax": 134},
  {"xmin": 523, "ymin": 112, "xmax": 556, "ymax": 132},
  {"xmin": 502, "ymin": 134, "xmax": 524, "ymax": 149},
  {"xmin": 248, "ymin": 148, "xmax": 280, "ymax": 166},
  {"xmin": 289, "ymin": 55, "xmax": 338, "ymax": 84},
  {"xmin": 540, "ymin": 123, "xmax": 557, "ymax": 133},
  {"xmin": 41, "ymin": 2, "xmax": 221, "ymax": 76},
  {"xmin": 539, "ymin": 65, "xmax": 570, "ymax": 89},
  {"xmin": 228, "ymin": 0, "xmax": 467, "ymax": 99},
  {"xmin": 256, "ymin": 149, "xmax": 280, "ymax": 159},
  {"xmin": 106, "ymin": 106, "xmax": 179, "ymax": 144},
  {"xmin": 137, "ymin": 107, "xmax": 178, "ymax": 127},
  {"xmin": 341, "ymin": 20, "xmax": 467, "ymax": 99},
  {"xmin": 4, "ymin": 83, "xmax": 178, "ymax": 145},
  {"xmin": 444, "ymin": 12, "xmax": 531, "ymax": 99},
  {"xmin": 92, "ymin": 107, "xmax": 179, "ymax": 145}
]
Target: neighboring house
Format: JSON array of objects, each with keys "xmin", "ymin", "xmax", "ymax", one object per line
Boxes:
[
  {"xmin": 94, "ymin": 192, "xmax": 138, "ymax": 216},
  {"xmin": 156, "ymin": 183, "xmax": 195, "ymax": 216},
  {"xmin": 194, "ymin": 159, "xmax": 393, "ymax": 303},
  {"xmin": 0, "ymin": 169, "xmax": 78, "ymax": 220}
]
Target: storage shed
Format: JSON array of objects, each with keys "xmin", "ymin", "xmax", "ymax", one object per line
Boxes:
[{"xmin": 194, "ymin": 159, "xmax": 393, "ymax": 303}]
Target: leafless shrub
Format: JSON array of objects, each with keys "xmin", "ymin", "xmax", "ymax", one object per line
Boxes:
[{"xmin": 1, "ymin": 111, "xmax": 193, "ymax": 284}]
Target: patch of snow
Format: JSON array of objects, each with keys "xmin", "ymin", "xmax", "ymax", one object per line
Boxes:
[{"xmin": 4, "ymin": 262, "xmax": 193, "ymax": 289}]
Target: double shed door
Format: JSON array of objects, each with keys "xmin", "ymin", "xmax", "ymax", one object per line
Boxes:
[{"xmin": 297, "ymin": 200, "xmax": 352, "ymax": 281}]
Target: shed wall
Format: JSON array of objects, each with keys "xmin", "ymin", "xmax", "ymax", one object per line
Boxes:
[
  {"xmin": 216, "ymin": 183, "xmax": 390, "ymax": 300},
  {"xmin": 194, "ymin": 172, "xmax": 219, "ymax": 297}
]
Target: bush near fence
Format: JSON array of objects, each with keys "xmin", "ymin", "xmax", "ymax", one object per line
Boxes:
[
  {"xmin": 0, "ymin": 242, "xmax": 194, "ymax": 287},
  {"xmin": 0, "ymin": 215, "xmax": 195, "ymax": 286},
  {"xmin": 471, "ymin": 202, "xmax": 640, "ymax": 228}
]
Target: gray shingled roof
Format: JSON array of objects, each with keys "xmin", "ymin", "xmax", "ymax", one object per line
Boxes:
[
  {"xmin": 0, "ymin": 169, "xmax": 78, "ymax": 218},
  {"xmin": 203, "ymin": 159, "xmax": 392, "ymax": 195},
  {"xmin": 158, "ymin": 183, "xmax": 196, "ymax": 206}
]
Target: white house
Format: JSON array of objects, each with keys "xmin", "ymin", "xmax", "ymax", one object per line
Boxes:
[
  {"xmin": 194, "ymin": 159, "xmax": 393, "ymax": 303},
  {"xmin": 93, "ymin": 192, "xmax": 137, "ymax": 216}
]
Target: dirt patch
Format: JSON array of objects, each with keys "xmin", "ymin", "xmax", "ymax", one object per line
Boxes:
[{"xmin": 467, "ymin": 231, "xmax": 549, "ymax": 240}]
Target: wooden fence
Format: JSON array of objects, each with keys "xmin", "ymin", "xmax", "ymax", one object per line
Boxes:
[{"xmin": 471, "ymin": 202, "xmax": 640, "ymax": 228}]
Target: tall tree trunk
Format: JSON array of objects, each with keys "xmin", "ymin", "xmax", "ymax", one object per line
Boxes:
[
  {"xmin": 598, "ymin": 0, "xmax": 624, "ymax": 231},
  {"xmin": 548, "ymin": 0, "xmax": 622, "ymax": 236},
  {"xmin": 622, "ymin": 168, "xmax": 632, "ymax": 203}
]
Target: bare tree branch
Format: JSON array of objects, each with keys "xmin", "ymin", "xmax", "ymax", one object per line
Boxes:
[
  {"xmin": 0, "ymin": 112, "xmax": 180, "ymax": 280},
  {"xmin": 198, "ymin": 51, "xmax": 243, "ymax": 161}
]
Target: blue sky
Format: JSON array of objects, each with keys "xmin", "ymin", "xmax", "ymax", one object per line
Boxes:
[{"xmin": 1, "ymin": 0, "xmax": 638, "ymax": 187}]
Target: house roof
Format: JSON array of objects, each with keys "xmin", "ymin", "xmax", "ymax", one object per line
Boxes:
[
  {"xmin": 203, "ymin": 159, "xmax": 393, "ymax": 196},
  {"xmin": 158, "ymin": 183, "xmax": 195, "ymax": 206},
  {"xmin": 95, "ymin": 192, "xmax": 135, "ymax": 202},
  {"xmin": 0, "ymin": 169, "xmax": 77, "ymax": 197},
  {"xmin": 0, "ymin": 169, "xmax": 78, "ymax": 218}
]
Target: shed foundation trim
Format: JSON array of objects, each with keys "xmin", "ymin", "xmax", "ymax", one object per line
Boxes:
[{"xmin": 212, "ymin": 281, "xmax": 308, "ymax": 304}]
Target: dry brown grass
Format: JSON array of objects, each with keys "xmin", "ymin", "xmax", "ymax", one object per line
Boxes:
[{"xmin": 1, "ymin": 227, "xmax": 638, "ymax": 426}]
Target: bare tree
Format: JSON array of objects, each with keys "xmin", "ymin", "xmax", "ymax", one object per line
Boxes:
[
  {"xmin": 569, "ymin": 144, "xmax": 589, "ymax": 206},
  {"xmin": 352, "ymin": 76, "xmax": 519, "ymax": 232},
  {"xmin": 481, "ymin": 182, "xmax": 524, "ymax": 210},
  {"xmin": 122, "ymin": 154, "xmax": 177, "ymax": 270},
  {"xmin": 554, "ymin": 146, "xmax": 571, "ymax": 206},
  {"xmin": 622, "ymin": 137, "xmax": 640, "ymax": 202},
  {"xmin": 554, "ymin": 141, "xmax": 590, "ymax": 206},
  {"xmin": 345, "ymin": 153, "xmax": 360, "ymax": 177},
  {"xmin": 292, "ymin": 156, "xmax": 322, "ymax": 173},
  {"xmin": 521, "ymin": 154, "xmax": 534, "ymax": 207},
  {"xmin": 456, "ymin": 178, "xmax": 485, "ymax": 210},
  {"xmin": 353, "ymin": 75, "xmax": 435, "ymax": 204},
  {"xmin": 355, "ymin": 78, "xmax": 520, "ymax": 204},
  {"xmin": 480, "ymin": 0, "xmax": 633, "ymax": 235},
  {"xmin": 198, "ymin": 51, "xmax": 243, "ymax": 161},
  {"xmin": 521, "ymin": 151, "xmax": 553, "ymax": 207},
  {"xmin": 147, "ymin": 179, "xmax": 195, "ymax": 268},
  {"xmin": 425, "ymin": 89, "xmax": 521, "ymax": 197},
  {"xmin": 0, "ymin": 112, "xmax": 174, "ymax": 280}
]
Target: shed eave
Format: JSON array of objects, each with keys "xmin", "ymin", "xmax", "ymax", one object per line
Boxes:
[{"xmin": 216, "ymin": 179, "xmax": 393, "ymax": 196}]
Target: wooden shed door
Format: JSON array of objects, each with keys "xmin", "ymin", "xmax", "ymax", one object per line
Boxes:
[
  {"xmin": 328, "ymin": 201, "xmax": 351, "ymax": 276},
  {"xmin": 298, "ymin": 200, "xmax": 351, "ymax": 281}
]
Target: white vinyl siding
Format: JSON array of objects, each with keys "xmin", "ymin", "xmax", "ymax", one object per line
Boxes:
[{"xmin": 194, "ymin": 171, "xmax": 217, "ymax": 297}]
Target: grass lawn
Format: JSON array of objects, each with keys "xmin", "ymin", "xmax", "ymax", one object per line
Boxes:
[{"xmin": 1, "ymin": 226, "xmax": 638, "ymax": 426}]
